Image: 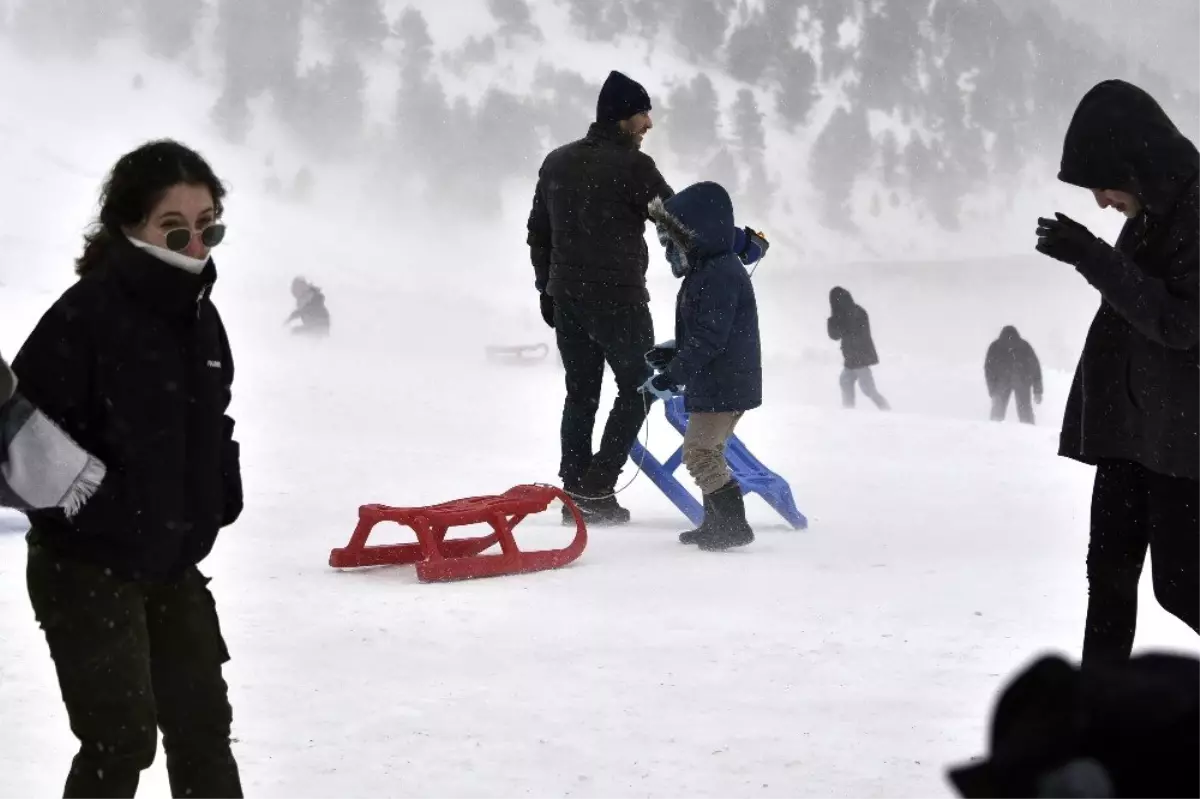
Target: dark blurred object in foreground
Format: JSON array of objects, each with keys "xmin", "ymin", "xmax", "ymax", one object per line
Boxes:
[{"xmin": 948, "ymin": 652, "xmax": 1199, "ymax": 798}]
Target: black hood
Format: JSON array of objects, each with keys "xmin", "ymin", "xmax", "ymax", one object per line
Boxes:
[
  {"xmin": 830, "ymin": 286, "xmax": 854, "ymax": 312},
  {"xmin": 1057, "ymin": 79, "xmax": 1199, "ymax": 215},
  {"xmin": 999, "ymin": 325, "xmax": 1020, "ymax": 341}
]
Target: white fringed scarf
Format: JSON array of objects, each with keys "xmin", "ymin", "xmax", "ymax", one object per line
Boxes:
[{"xmin": 0, "ymin": 392, "xmax": 106, "ymax": 518}]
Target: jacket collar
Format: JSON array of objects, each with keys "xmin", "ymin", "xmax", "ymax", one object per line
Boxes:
[
  {"xmin": 105, "ymin": 235, "xmax": 216, "ymax": 319},
  {"xmin": 586, "ymin": 121, "xmax": 636, "ymax": 150}
]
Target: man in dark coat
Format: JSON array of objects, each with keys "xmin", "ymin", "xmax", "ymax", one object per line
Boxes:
[
  {"xmin": 642, "ymin": 181, "xmax": 762, "ymax": 551},
  {"xmin": 1034, "ymin": 79, "xmax": 1198, "ymax": 669},
  {"xmin": 948, "ymin": 652, "xmax": 1199, "ymax": 798},
  {"xmin": 985, "ymin": 326, "xmax": 1043, "ymax": 424},
  {"xmin": 827, "ymin": 286, "xmax": 889, "ymax": 410},
  {"xmin": 527, "ymin": 70, "xmax": 673, "ymax": 524}
]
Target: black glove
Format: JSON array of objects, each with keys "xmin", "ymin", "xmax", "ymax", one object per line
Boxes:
[
  {"xmin": 1035, "ymin": 213, "xmax": 1102, "ymax": 266},
  {"xmin": 644, "ymin": 340, "xmax": 677, "ymax": 371},
  {"xmin": 638, "ymin": 372, "xmax": 680, "ymax": 400},
  {"xmin": 539, "ymin": 293, "xmax": 555, "ymax": 329}
]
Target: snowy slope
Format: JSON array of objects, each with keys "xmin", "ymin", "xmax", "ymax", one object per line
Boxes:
[{"xmin": 0, "ymin": 38, "xmax": 1196, "ymax": 799}]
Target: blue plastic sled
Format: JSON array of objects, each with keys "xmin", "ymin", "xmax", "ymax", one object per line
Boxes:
[{"xmin": 629, "ymin": 396, "xmax": 808, "ymax": 530}]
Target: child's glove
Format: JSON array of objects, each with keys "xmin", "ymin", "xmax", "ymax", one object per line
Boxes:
[
  {"xmin": 639, "ymin": 373, "xmax": 680, "ymax": 400},
  {"xmin": 735, "ymin": 226, "xmax": 769, "ymax": 265},
  {"xmin": 644, "ymin": 340, "xmax": 677, "ymax": 371}
]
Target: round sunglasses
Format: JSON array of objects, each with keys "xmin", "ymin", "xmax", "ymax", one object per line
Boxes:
[{"xmin": 164, "ymin": 223, "xmax": 226, "ymax": 253}]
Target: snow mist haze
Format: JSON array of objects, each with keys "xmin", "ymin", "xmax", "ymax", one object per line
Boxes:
[{"xmin": 0, "ymin": 1, "xmax": 1197, "ymax": 796}]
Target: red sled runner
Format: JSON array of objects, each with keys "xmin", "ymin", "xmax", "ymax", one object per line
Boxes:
[{"xmin": 328, "ymin": 484, "xmax": 587, "ymax": 582}]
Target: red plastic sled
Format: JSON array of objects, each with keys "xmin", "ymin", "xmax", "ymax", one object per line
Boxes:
[{"xmin": 328, "ymin": 484, "xmax": 587, "ymax": 582}]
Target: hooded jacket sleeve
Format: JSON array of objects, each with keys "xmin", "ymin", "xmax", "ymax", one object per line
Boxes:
[
  {"xmin": 527, "ymin": 170, "xmax": 552, "ymax": 293},
  {"xmin": 10, "ymin": 293, "xmax": 123, "ymax": 522},
  {"xmin": 667, "ymin": 267, "xmax": 739, "ymax": 386},
  {"xmin": 1073, "ymin": 216, "xmax": 1199, "ymax": 351}
]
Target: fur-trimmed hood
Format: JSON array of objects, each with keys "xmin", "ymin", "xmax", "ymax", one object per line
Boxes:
[{"xmin": 648, "ymin": 181, "xmax": 736, "ymax": 264}]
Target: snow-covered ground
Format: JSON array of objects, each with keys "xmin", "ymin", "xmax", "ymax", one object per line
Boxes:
[{"xmin": 0, "ymin": 38, "xmax": 1196, "ymax": 799}]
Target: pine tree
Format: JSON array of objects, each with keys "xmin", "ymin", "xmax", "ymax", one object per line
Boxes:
[
  {"xmin": 809, "ymin": 106, "xmax": 872, "ymax": 229},
  {"xmin": 137, "ymin": 0, "xmax": 204, "ymax": 58},
  {"xmin": 776, "ymin": 46, "xmax": 818, "ymax": 128},
  {"xmin": 489, "ymin": 0, "xmax": 540, "ymax": 39},
  {"xmin": 672, "ymin": 0, "xmax": 730, "ymax": 60},
  {"xmin": 665, "ymin": 74, "xmax": 720, "ymax": 160},
  {"xmin": 11, "ymin": 0, "xmax": 128, "ymax": 55},
  {"xmin": 212, "ymin": 0, "xmax": 301, "ymax": 142},
  {"xmin": 320, "ymin": 0, "xmax": 388, "ymax": 52},
  {"xmin": 732, "ymin": 89, "xmax": 765, "ymax": 155}
]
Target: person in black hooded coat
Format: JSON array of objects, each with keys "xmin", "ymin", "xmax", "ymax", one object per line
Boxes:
[
  {"xmin": 1034, "ymin": 80, "xmax": 1198, "ymax": 670},
  {"xmin": 985, "ymin": 326, "xmax": 1043, "ymax": 424},
  {"xmin": 827, "ymin": 286, "xmax": 890, "ymax": 410}
]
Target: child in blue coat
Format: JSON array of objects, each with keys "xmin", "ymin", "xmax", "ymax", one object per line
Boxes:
[{"xmin": 641, "ymin": 181, "xmax": 764, "ymax": 551}]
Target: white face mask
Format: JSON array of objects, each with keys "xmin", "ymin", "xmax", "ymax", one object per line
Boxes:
[{"xmin": 127, "ymin": 235, "xmax": 209, "ymax": 274}]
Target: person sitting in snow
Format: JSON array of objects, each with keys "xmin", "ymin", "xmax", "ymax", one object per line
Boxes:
[
  {"xmin": 640, "ymin": 181, "xmax": 765, "ymax": 552},
  {"xmin": 285, "ymin": 276, "xmax": 330, "ymax": 336},
  {"xmin": 984, "ymin": 326, "xmax": 1043, "ymax": 424},
  {"xmin": 0, "ymin": 351, "xmax": 106, "ymax": 517}
]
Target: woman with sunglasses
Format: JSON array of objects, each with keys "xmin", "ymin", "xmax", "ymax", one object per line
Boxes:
[{"xmin": 11, "ymin": 139, "xmax": 243, "ymax": 798}]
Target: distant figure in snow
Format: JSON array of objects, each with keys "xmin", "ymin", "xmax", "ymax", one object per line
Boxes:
[
  {"xmin": 827, "ymin": 286, "xmax": 889, "ymax": 410},
  {"xmin": 985, "ymin": 326, "xmax": 1043, "ymax": 424},
  {"xmin": 285, "ymin": 276, "xmax": 329, "ymax": 336}
]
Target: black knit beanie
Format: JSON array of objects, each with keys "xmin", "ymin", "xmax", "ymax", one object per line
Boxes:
[{"xmin": 596, "ymin": 70, "xmax": 652, "ymax": 124}]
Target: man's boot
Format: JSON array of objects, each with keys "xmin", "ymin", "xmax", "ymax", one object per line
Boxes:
[
  {"xmin": 679, "ymin": 494, "xmax": 714, "ymax": 544},
  {"xmin": 697, "ymin": 481, "xmax": 754, "ymax": 551},
  {"xmin": 562, "ymin": 485, "xmax": 632, "ymax": 526}
]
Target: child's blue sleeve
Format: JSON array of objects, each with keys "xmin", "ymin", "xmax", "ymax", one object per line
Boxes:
[{"xmin": 666, "ymin": 269, "xmax": 740, "ymax": 385}]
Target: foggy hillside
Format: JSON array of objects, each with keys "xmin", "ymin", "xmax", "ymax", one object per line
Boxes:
[{"xmin": 1, "ymin": 0, "xmax": 1195, "ymax": 265}]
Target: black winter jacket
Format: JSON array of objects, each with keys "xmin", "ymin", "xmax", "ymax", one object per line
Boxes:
[
  {"xmin": 13, "ymin": 238, "xmax": 242, "ymax": 580},
  {"xmin": 827, "ymin": 287, "xmax": 880, "ymax": 369},
  {"xmin": 985, "ymin": 326, "xmax": 1043, "ymax": 395},
  {"xmin": 1055, "ymin": 80, "xmax": 1199, "ymax": 480},
  {"xmin": 527, "ymin": 122, "xmax": 673, "ymax": 304}
]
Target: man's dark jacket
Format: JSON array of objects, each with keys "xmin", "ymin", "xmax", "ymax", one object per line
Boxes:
[
  {"xmin": 527, "ymin": 122, "xmax": 672, "ymax": 303},
  {"xmin": 13, "ymin": 237, "xmax": 243, "ymax": 580},
  {"xmin": 827, "ymin": 287, "xmax": 880, "ymax": 370},
  {"xmin": 1056, "ymin": 80, "xmax": 1199, "ymax": 480},
  {"xmin": 649, "ymin": 181, "xmax": 763, "ymax": 414},
  {"xmin": 985, "ymin": 326, "xmax": 1043, "ymax": 396}
]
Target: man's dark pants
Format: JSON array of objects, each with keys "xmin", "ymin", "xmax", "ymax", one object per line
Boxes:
[
  {"xmin": 27, "ymin": 540, "xmax": 242, "ymax": 798},
  {"xmin": 553, "ymin": 297, "xmax": 655, "ymax": 494}
]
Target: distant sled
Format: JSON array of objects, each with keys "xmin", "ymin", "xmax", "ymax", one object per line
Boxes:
[{"xmin": 484, "ymin": 343, "xmax": 550, "ymax": 365}]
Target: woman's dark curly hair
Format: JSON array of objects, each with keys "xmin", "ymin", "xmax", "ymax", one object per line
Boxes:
[{"xmin": 76, "ymin": 140, "xmax": 227, "ymax": 276}]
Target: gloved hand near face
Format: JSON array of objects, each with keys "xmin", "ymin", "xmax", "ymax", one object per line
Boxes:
[{"xmin": 1036, "ymin": 213, "xmax": 1105, "ymax": 266}]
